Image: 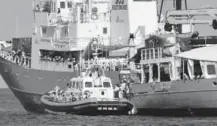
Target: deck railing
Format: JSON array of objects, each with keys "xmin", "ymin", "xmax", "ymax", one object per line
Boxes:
[
  {"xmin": 0, "ymin": 49, "xmax": 139, "ymax": 72},
  {"xmin": 40, "ymin": 37, "xmax": 78, "ymax": 48},
  {"xmin": 0, "ymin": 51, "xmax": 31, "ymax": 68},
  {"xmin": 141, "ymin": 47, "xmax": 163, "ymax": 61},
  {"xmin": 38, "ymin": 58, "xmax": 133, "ymax": 72}
]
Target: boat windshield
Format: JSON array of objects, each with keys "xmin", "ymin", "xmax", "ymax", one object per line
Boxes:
[
  {"xmin": 85, "ymin": 82, "xmax": 92, "ymax": 88},
  {"xmin": 103, "ymin": 82, "xmax": 111, "ymax": 88}
]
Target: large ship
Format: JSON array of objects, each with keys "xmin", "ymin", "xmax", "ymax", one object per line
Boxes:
[
  {"xmin": 0, "ymin": 0, "xmax": 157, "ymax": 112},
  {"xmin": 1, "ymin": 0, "xmax": 217, "ymax": 115},
  {"xmin": 128, "ymin": 0, "xmax": 217, "ymax": 116}
]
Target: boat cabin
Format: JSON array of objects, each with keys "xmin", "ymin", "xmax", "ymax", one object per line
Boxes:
[
  {"xmin": 140, "ymin": 47, "xmax": 176, "ymax": 83},
  {"xmin": 140, "ymin": 45, "xmax": 217, "ymax": 84},
  {"xmin": 68, "ymin": 75, "xmax": 114, "ymax": 99},
  {"xmin": 176, "ymin": 46, "xmax": 217, "ymax": 80}
]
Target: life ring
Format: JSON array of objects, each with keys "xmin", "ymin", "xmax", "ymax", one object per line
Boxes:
[
  {"xmin": 91, "ymin": 13, "xmax": 98, "ymax": 20},
  {"xmin": 91, "ymin": 38, "xmax": 99, "ymax": 51},
  {"xmin": 84, "ymin": 90, "xmax": 91, "ymax": 98}
]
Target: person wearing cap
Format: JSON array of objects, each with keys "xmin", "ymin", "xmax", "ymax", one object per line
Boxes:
[{"xmin": 114, "ymin": 84, "xmax": 120, "ymax": 98}]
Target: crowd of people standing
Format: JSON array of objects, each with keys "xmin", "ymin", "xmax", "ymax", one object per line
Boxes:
[{"xmin": 0, "ymin": 49, "xmax": 31, "ymax": 68}]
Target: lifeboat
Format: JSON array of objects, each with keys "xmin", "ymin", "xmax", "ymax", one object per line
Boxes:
[{"xmin": 41, "ymin": 65, "xmax": 134, "ymax": 115}]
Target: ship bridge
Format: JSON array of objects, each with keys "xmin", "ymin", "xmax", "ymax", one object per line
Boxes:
[{"xmin": 140, "ymin": 46, "xmax": 180, "ymax": 84}]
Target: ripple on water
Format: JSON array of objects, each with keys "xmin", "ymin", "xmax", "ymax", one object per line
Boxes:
[{"xmin": 1, "ymin": 89, "xmax": 217, "ymax": 126}]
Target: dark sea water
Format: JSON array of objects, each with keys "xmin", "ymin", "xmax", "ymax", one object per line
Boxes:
[{"xmin": 1, "ymin": 89, "xmax": 217, "ymax": 126}]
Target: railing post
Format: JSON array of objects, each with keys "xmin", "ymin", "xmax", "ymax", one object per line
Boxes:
[
  {"xmin": 160, "ymin": 48, "xmax": 162, "ymax": 58},
  {"xmin": 157, "ymin": 63, "xmax": 160, "ymax": 82},
  {"xmin": 153, "ymin": 48, "xmax": 155, "ymax": 59},
  {"xmin": 145, "ymin": 49, "xmax": 148, "ymax": 60}
]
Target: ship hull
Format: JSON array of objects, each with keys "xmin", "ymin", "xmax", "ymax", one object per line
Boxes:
[
  {"xmin": 41, "ymin": 95, "xmax": 133, "ymax": 115},
  {"xmin": 131, "ymin": 79, "xmax": 217, "ymax": 116},
  {"xmin": 0, "ymin": 57, "xmax": 120, "ymax": 113},
  {"xmin": 2, "ymin": 56, "xmax": 217, "ymax": 116}
]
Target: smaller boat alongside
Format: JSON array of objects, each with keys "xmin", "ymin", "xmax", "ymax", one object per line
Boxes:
[{"xmin": 40, "ymin": 64, "xmax": 134, "ymax": 115}]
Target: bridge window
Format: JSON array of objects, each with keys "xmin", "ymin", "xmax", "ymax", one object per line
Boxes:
[
  {"xmin": 42, "ymin": 27, "xmax": 47, "ymax": 34},
  {"xmin": 207, "ymin": 64, "xmax": 216, "ymax": 75},
  {"xmin": 60, "ymin": 2, "xmax": 65, "ymax": 8},
  {"xmin": 68, "ymin": 82, "xmax": 72, "ymax": 88},
  {"xmin": 103, "ymin": 82, "xmax": 111, "ymax": 88},
  {"xmin": 64, "ymin": 28, "xmax": 68, "ymax": 36},
  {"xmin": 85, "ymin": 82, "xmax": 92, "ymax": 88},
  {"xmin": 72, "ymin": 81, "xmax": 75, "ymax": 88},
  {"xmin": 67, "ymin": 2, "xmax": 72, "ymax": 8},
  {"xmin": 80, "ymin": 81, "xmax": 83, "ymax": 88},
  {"xmin": 103, "ymin": 27, "xmax": 107, "ymax": 34},
  {"xmin": 76, "ymin": 82, "xmax": 79, "ymax": 89}
]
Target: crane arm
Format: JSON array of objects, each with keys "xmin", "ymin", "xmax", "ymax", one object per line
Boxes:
[
  {"xmin": 166, "ymin": 8, "xmax": 217, "ymax": 17},
  {"xmin": 165, "ymin": 8, "xmax": 217, "ymax": 25}
]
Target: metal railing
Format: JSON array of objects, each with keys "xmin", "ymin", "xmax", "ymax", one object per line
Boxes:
[
  {"xmin": 47, "ymin": 11, "xmax": 111, "ymax": 25},
  {"xmin": 38, "ymin": 58, "xmax": 135, "ymax": 72},
  {"xmin": 40, "ymin": 37, "xmax": 78, "ymax": 48},
  {"xmin": 141, "ymin": 48, "xmax": 163, "ymax": 60},
  {"xmin": 0, "ymin": 51, "xmax": 31, "ymax": 68}
]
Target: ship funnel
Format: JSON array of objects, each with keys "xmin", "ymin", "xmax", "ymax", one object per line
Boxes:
[
  {"xmin": 111, "ymin": 0, "xmax": 130, "ymax": 46},
  {"xmin": 111, "ymin": 0, "xmax": 158, "ymax": 45}
]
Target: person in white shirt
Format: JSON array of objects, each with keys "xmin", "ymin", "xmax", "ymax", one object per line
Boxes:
[
  {"xmin": 114, "ymin": 84, "xmax": 120, "ymax": 98},
  {"xmin": 65, "ymin": 83, "xmax": 73, "ymax": 102},
  {"xmin": 119, "ymin": 79, "xmax": 127, "ymax": 99}
]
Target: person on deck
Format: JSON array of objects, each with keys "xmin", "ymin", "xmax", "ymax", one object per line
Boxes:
[
  {"xmin": 53, "ymin": 86, "xmax": 61, "ymax": 100},
  {"xmin": 65, "ymin": 83, "xmax": 73, "ymax": 102},
  {"xmin": 119, "ymin": 79, "xmax": 127, "ymax": 99},
  {"xmin": 114, "ymin": 84, "xmax": 120, "ymax": 98},
  {"xmin": 94, "ymin": 69, "xmax": 102, "ymax": 87}
]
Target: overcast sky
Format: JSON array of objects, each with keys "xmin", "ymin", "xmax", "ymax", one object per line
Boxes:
[
  {"xmin": 0, "ymin": 0, "xmax": 216, "ymax": 41},
  {"xmin": 0, "ymin": 0, "xmax": 33, "ymax": 41}
]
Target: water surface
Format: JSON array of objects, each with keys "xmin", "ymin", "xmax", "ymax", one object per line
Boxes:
[{"xmin": 1, "ymin": 89, "xmax": 217, "ymax": 126}]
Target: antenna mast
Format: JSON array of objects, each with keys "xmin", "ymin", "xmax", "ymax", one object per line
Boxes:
[{"xmin": 16, "ymin": 16, "xmax": 18, "ymax": 38}]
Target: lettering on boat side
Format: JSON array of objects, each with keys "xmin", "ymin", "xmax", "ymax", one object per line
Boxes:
[
  {"xmin": 116, "ymin": 16, "xmax": 124, "ymax": 23},
  {"xmin": 97, "ymin": 107, "xmax": 118, "ymax": 111},
  {"xmin": 112, "ymin": 0, "xmax": 128, "ymax": 10},
  {"xmin": 112, "ymin": 5, "xmax": 128, "ymax": 10},
  {"xmin": 115, "ymin": 0, "xmax": 124, "ymax": 4},
  {"xmin": 52, "ymin": 44, "xmax": 68, "ymax": 49}
]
